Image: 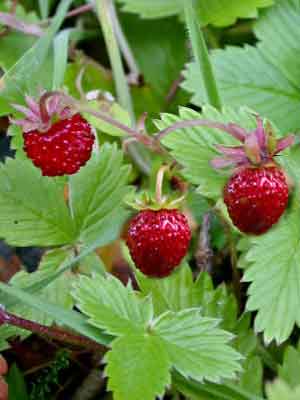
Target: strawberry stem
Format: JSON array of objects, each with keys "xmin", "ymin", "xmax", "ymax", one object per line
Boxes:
[
  {"xmin": 155, "ymin": 165, "xmax": 169, "ymax": 206},
  {"xmin": 0, "ymin": 305, "xmax": 102, "ymax": 352}
]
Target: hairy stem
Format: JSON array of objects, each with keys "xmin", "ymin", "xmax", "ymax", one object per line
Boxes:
[
  {"xmin": 0, "ymin": 306, "xmax": 103, "ymax": 352},
  {"xmin": 155, "ymin": 165, "xmax": 169, "ymax": 205},
  {"xmin": 195, "ymin": 212, "xmax": 213, "ymax": 274},
  {"xmin": 184, "ymin": 0, "xmax": 222, "ymax": 109}
]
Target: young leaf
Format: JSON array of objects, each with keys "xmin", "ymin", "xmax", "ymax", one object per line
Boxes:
[
  {"xmin": 153, "ymin": 309, "xmax": 242, "ymax": 383},
  {"xmin": 155, "ymin": 106, "xmax": 256, "ymax": 199},
  {"xmin": 266, "ymin": 380, "xmax": 300, "ymax": 400},
  {"xmin": 69, "ymin": 143, "xmax": 131, "ymax": 244},
  {"xmin": 72, "ymin": 274, "xmax": 153, "ymax": 337},
  {"xmin": 105, "ymin": 334, "xmax": 171, "ymax": 400},
  {"xmin": 0, "ymin": 158, "xmax": 75, "ymax": 246},
  {"xmin": 239, "ymin": 356, "xmax": 263, "ymax": 396},
  {"xmin": 117, "ymin": 0, "xmax": 182, "ymax": 19},
  {"xmin": 183, "ymin": 0, "xmax": 300, "ymax": 132}
]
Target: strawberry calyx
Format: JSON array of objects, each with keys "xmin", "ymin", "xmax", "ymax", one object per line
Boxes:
[
  {"xmin": 211, "ymin": 116, "xmax": 295, "ymax": 170},
  {"xmin": 126, "ymin": 165, "xmax": 186, "ymax": 211},
  {"xmin": 10, "ymin": 91, "xmax": 77, "ymax": 133}
]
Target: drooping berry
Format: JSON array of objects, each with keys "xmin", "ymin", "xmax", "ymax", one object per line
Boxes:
[
  {"xmin": 24, "ymin": 113, "xmax": 94, "ymax": 176},
  {"xmin": 126, "ymin": 209, "xmax": 191, "ymax": 278},
  {"xmin": 209, "ymin": 116, "xmax": 294, "ymax": 235},
  {"xmin": 224, "ymin": 166, "xmax": 289, "ymax": 234},
  {"xmin": 11, "ymin": 92, "xmax": 95, "ymax": 176}
]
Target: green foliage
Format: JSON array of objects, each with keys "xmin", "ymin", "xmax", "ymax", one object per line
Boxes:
[
  {"xmin": 0, "ymin": 0, "xmax": 73, "ymax": 116},
  {"xmin": 155, "ymin": 106, "xmax": 256, "ymax": 199},
  {"xmin": 183, "ymin": 0, "xmax": 300, "ymax": 132},
  {"xmin": 0, "ymin": 158, "xmax": 75, "ymax": 246},
  {"xmin": 278, "ymin": 344, "xmax": 300, "ymax": 388},
  {"xmin": 266, "ymin": 380, "xmax": 300, "ymax": 400},
  {"xmin": 69, "ymin": 143, "xmax": 131, "ymax": 245},
  {"xmin": 73, "ymin": 273, "xmax": 242, "ymax": 399},
  {"xmin": 7, "ymin": 364, "xmax": 29, "ymax": 400},
  {"xmin": 105, "ymin": 334, "xmax": 171, "ymax": 400},
  {"xmin": 72, "ymin": 274, "xmax": 153, "ymax": 337},
  {"xmin": 117, "ymin": 0, "xmax": 274, "ymax": 26},
  {"xmin": 0, "ymin": 249, "xmax": 75, "ymax": 349}
]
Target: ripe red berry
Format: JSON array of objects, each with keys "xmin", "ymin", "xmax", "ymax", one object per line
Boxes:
[
  {"xmin": 224, "ymin": 166, "xmax": 289, "ymax": 235},
  {"xmin": 23, "ymin": 113, "xmax": 94, "ymax": 176},
  {"xmin": 126, "ymin": 209, "xmax": 191, "ymax": 278}
]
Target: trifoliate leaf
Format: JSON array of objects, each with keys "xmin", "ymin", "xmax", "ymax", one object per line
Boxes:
[
  {"xmin": 266, "ymin": 380, "xmax": 300, "ymax": 400},
  {"xmin": 72, "ymin": 274, "xmax": 153, "ymax": 337},
  {"xmin": 117, "ymin": 0, "xmax": 273, "ymax": 26},
  {"xmin": 183, "ymin": 0, "xmax": 300, "ymax": 132},
  {"xmin": 155, "ymin": 106, "xmax": 256, "ymax": 199},
  {"xmin": 278, "ymin": 345, "xmax": 300, "ymax": 389},
  {"xmin": 69, "ymin": 143, "xmax": 131, "ymax": 245},
  {"xmin": 0, "ymin": 249, "xmax": 75, "ymax": 350},
  {"xmin": 105, "ymin": 334, "xmax": 171, "ymax": 400},
  {"xmin": 0, "ymin": 158, "xmax": 75, "ymax": 246},
  {"xmin": 153, "ymin": 309, "xmax": 242, "ymax": 383}
]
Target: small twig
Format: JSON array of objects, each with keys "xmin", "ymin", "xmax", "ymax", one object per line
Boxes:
[
  {"xmin": 195, "ymin": 212, "xmax": 213, "ymax": 274},
  {"xmin": 0, "ymin": 306, "xmax": 103, "ymax": 352},
  {"xmin": 40, "ymin": 4, "xmax": 94, "ymax": 26}
]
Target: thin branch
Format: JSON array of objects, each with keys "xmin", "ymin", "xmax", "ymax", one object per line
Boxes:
[{"xmin": 0, "ymin": 306, "xmax": 103, "ymax": 352}]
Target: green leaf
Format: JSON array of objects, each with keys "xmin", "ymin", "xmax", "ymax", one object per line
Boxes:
[
  {"xmin": 0, "ymin": 0, "xmax": 73, "ymax": 115},
  {"xmin": 278, "ymin": 345, "xmax": 300, "ymax": 389},
  {"xmin": 198, "ymin": 0, "xmax": 274, "ymax": 27},
  {"xmin": 183, "ymin": 0, "xmax": 300, "ymax": 132},
  {"xmin": 7, "ymin": 364, "xmax": 29, "ymax": 400},
  {"xmin": 0, "ymin": 158, "xmax": 75, "ymax": 246},
  {"xmin": 72, "ymin": 274, "xmax": 153, "ymax": 337},
  {"xmin": 69, "ymin": 143, "xmax": 131, "ymax": 244},
  {"xmin": 239, "ymin": 356, "xmax": 263, "ymax": 396},
  {"xmin": 243, "ymin": 199, "xmax": 300, "ymax": 344},
  {"xmin": 0, "ymin": 278, "xmax": 110, "ymax": 346},
  {"xmin": 105, "ymin": 334, "xmax": 171, "ymax": 400},
  {"xmin": 0, "ymin": 249, "xmax": 76, "ymax": 349},
  {"xmin": 266, "ymin": 380, "xmax": 300, "ymax": 400},
  {"xmin": 117, "ymin": 0, "xmax": 182, "ymax": 19},
  {"xmin": 135, "ymin": 262, "xmax": 202, "ymax": 315},
  {"xmin": 155, "ymin": 106, "xmax": 256, "ymax": 199},
  {"xmin": 117, "ymin": 0, "xmax": 273, "ymax": 25},
  {"xmin": 153, "ymin": 309, "xmax": 242, "ymax": 383}
]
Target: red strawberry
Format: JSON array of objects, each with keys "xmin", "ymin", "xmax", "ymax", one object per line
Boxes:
[
  {"xmin": 11, "ymin": 93, "xmax": 94, "ymax": 177},
  {"xmin": 126, "ymin": 209, "xmax": 191, "ymax": 278},
  {"xmin": 209, "ymin": 116, "xmax": 294, "ymax": 235},
  {"xmin": 24, "ymin": 113, "xmax": 94, "ymax": 176},
  {"xmin": 224, "ymin": 166, "xmax": 288, "ymax": 234}
]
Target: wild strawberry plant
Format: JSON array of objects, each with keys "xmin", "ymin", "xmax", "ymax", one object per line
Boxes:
[{"xmin": 0, "ymin": 0, "xmax": 299, "ymax": 399}]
